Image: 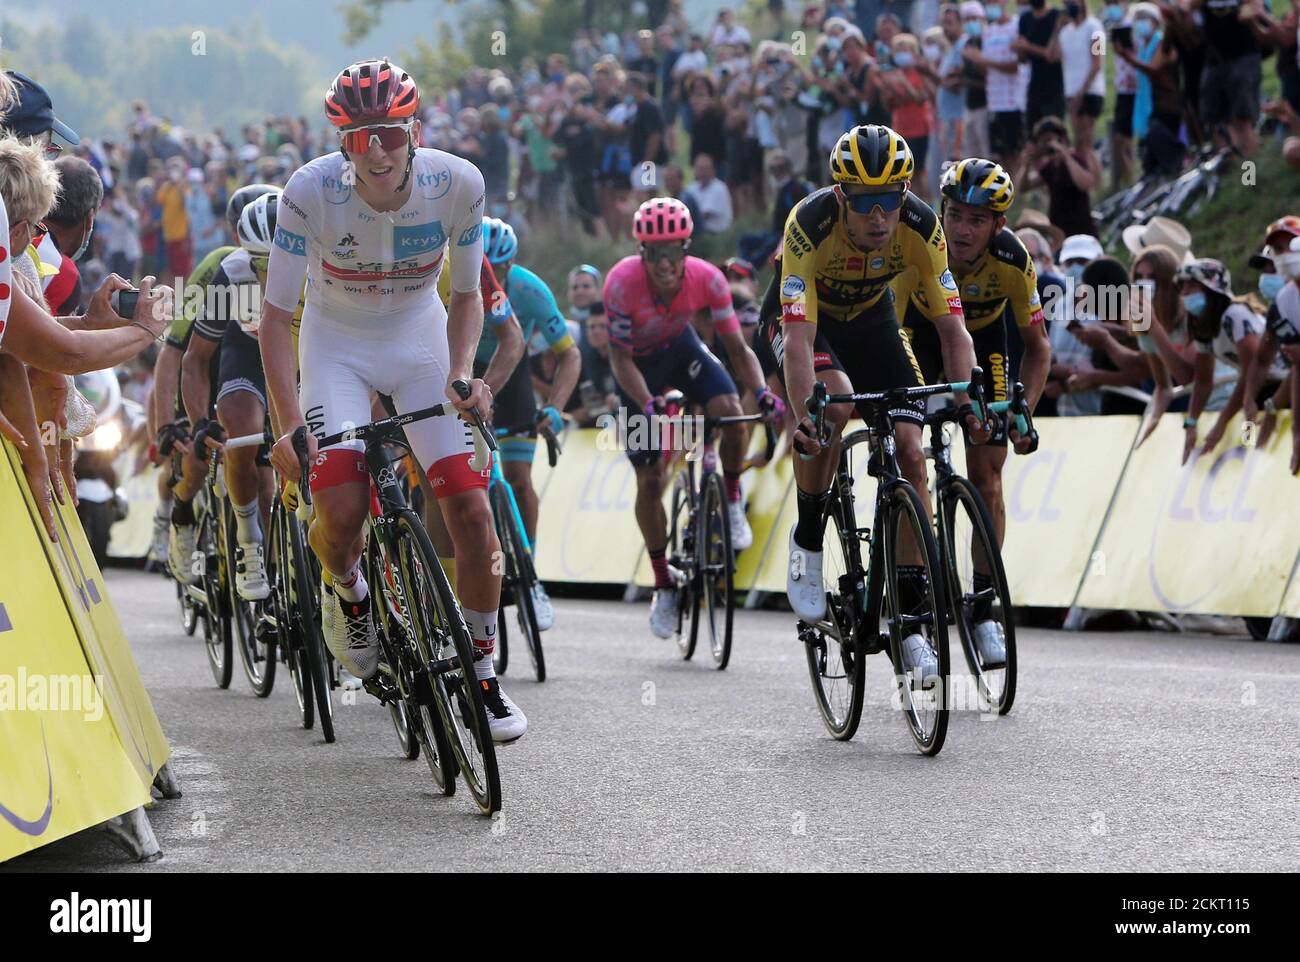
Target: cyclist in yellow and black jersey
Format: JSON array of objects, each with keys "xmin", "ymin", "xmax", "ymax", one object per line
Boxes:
[
  {"xmin": 768, "ymin": 125, "xmax": 985, "ymax": 680},
  {"xmin": 899, "ymin": 158, "xmax": 1051, "ymax": 667}
]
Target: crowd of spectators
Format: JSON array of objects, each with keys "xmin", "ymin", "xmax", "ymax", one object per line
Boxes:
[{"xmin": 4, "ymin": 0, "xmax": 1299, "ymax": 511}]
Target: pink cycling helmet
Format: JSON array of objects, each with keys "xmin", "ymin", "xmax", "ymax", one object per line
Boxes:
[{"xmin": 633, "ymin": 197, "xmax": 693, "ymax": 243}]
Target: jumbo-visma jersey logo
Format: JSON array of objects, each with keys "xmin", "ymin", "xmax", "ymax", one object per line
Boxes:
[{"xmin": 394, "ymin": 221, "xmax": 446, "ymax": 254}]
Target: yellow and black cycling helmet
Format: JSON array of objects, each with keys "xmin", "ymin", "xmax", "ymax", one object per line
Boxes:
[
  {"xmin": 940, "ymin": 158, "xmax": 1015, "ymax": 213},
  {"xmin": 828, "ymin": 124, "xmax": 914, "ymax": 187}
]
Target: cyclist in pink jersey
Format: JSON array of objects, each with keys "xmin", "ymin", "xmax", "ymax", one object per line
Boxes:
[{"xmin": 604, "ymin": 197, "xmax": 783, "ymax": 640}]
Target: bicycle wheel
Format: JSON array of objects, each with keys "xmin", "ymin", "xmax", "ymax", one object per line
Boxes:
[
  {"xmin": 491, "ymin": 482, "xmax": 546, "ymax": 682},
  {"xmin": 228, "ymin": 501, "xmax": 275, "ymax": 697},
  {"xmin": 200, "ymin": 507, "xmax": 233, "ymax": 689},
  {"xmin": 699, "ymin": 472, "xmax": 734, "ymax": 670},
  {"xmin": 268, "ymin": 504, "xmax": 313, "ymax": 729},
  {"xmin": 938, "ymin": 476, "xmax": 1017, "ymax": 715},
  {"xmin": 803, "ymin": 493, "xmax": 866, "ymax": 740},
  {"xmin": 392, "ymin": 511, "xmax": 500, "ymax": 814},
  {"xmin": 880, "ymin": 481, "xmax": 950, "ymax": 756},
  {"xmin": 370, "ymin": 538, "xmax": 446, "ymax": 779},
  {"xmin": 668, "ymin": 469, "xmax": 699, "ymax": 660},
  {"xmin": 288, "ymin": 514, "xmax": 334, "ymax": 744}
]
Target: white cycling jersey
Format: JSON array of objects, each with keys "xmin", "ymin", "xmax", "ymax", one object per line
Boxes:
[
  {"xmin": 263, "ymin": 148, "xmax": 492, "ymax": 497},
  {"xmin": 264, "ymin": 148, "xmax": 486, "ymax": 320}
]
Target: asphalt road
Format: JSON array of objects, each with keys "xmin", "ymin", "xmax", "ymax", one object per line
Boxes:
[{"xmin": 9, "ymin": 568, "xmax": 1300, "ymax": 872}]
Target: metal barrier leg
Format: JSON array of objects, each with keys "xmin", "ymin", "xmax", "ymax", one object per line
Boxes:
[
  {"xmin": 1268, "ymin": 616, "xmax": 1298, "ymax": 642},
  {"xmin": 744, "ymin": 590, "xmax": 766, "ymax": 610},
  {"xmin": 152, "ymin": 761, "xmax": 183, "ymax": 800},
  {"xmin": 100, "ymin": 806, "xmax": 163, "ymax": 862},
  {"xmin": 1062, "ymin": 606, "xmax": 1089, "ymax": 631}
]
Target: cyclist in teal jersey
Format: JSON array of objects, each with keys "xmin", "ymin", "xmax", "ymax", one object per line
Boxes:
[{"xmin": 476, "ymin": 218, "xmax": 580, "ymax": 629}]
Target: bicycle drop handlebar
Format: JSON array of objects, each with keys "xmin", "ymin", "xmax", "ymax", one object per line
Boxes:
[
  {"xmin": 290, "ymin": 379, "xmax": 495, "ymax": 512},
  {"xmin": 796, "ymin": 368, "xmax": 991, "ymax": 458}
]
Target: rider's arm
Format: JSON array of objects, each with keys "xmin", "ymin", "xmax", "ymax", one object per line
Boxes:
[
  {"xmin": 1005, "ymin": 251, "xmax": 1051, "ymax": 410},
  {"xmin": 609, "ymin": 342, "xmax": 653, "ymax": 412},
  {"xmin": 180, "ymin": 330, "xmax": 219, "ymax": 428},
  {"xmin": 910, "ymin": 220, "xmax": 974, "ymax": 406},
  {"xmin": 153, "ymin": 342, "xmax": 182, "ymax": 430},
  {"xmin": 262, "ymin": 168, "xmax": 317, "ymax": 436},
  {"xmin": 516, "ymin": 269, "xmax": 582, "ymax": 411},
  {"xmin": 706, "ymin": 263, "xmax": 765, "ymax": 396},
  {"xmin": 479, "ymin": 304, "xmax": 523, "ymax": 395},
  {"xmin": 718, "ymin": 326, "xmax": 766, "ymax": 396},
  {"xmin": 1019, "ymin": 322, "xmax": 1052, "ymax": 412}
]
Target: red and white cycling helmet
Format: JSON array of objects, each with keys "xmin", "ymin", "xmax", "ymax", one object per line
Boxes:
[{"xmin": 633, "ymin": 197, "xmax": 693, "ymax": 243}]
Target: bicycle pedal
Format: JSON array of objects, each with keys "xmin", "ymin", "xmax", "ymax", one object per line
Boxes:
[{"xmin": 861, "ymin": 632, "xmax": 889, "ymax": 655}]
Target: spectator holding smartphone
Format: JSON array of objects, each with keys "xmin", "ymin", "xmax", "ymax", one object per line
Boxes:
[{"xmin": 1022, "ymin": 115, "xmax": 1100, "ymax": 238}]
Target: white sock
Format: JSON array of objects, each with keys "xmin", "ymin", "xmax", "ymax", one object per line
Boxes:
[
  {"xmin": 463, "ymin": 607, "xmax": 498, "ymax": 681},
  {"xmin": 333, "ymin": 564, "xmax": 368, "ymax": 603},
  {"xmin": 232, "ymin": 498, "xmax": 261, "ymax": 545}
]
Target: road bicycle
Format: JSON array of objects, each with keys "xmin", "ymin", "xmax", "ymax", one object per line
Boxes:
[
  {"xmin": 660, "ymin": 395, "xmax": 776, "ymax": 669},
  {"xmin": 185, "ymin": 430, "xmax": 271, "ymax": 694},
  {"xmin": 489, "ymin": 421, "xmax": 560, "ymax": 683},
  {"xmin": 796, "ymin": 378, "xmax": 961, "ymax": 755},
  {"xmin": 291, "ymin": 381, "xmax": 502, "ymax": 814},
  {"xmin": 923, "ymin": 383, "xmax": 1038, "ymax": 716},
  {"xmin": 261, "ymin": 467, "xmax": 336, "ymax": 743}
]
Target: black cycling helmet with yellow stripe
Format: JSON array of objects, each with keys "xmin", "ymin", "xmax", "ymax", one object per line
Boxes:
[
  {"xmin": 828, "ymin": 124, "xmax": 915, "ymax": 187},
  {"xmin": 939, "ymin": 158, "xmax": 1015, "ymax": 213}
]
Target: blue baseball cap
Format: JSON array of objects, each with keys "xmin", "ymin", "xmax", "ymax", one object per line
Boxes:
[{"xmin": 3, "ymin": 71, "xmax": 80, "ymax": 146}]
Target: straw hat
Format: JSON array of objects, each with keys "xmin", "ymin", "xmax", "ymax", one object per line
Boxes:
[
  {"xmin": 1122, "ymin": 216, "xmax": 1194, "ymax": 263},
  {"xmin": 1014, "ymin": 208, "xmax": 1064, "ymax": 251}
]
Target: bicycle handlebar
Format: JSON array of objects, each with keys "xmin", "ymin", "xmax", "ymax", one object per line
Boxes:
[{"xmin": 494, "ymin": 420, "xmax": 562, "ymax": 468}]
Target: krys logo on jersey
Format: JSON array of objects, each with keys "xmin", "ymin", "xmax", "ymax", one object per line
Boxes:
[
  {"xmin": 417, "ymin": 163, "xmax": 453, "ymax": 200},
  {"xmin": 393, "ymin": 221, "xmax": 447, "ymax": 255}
]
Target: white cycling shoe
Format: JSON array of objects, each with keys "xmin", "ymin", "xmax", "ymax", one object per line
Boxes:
[
  {"xmin": 786, "ymin": 526, "xmax": 826, "ymax": 622},
  {"xmin": 150, "ymin": 511, "xmax": 170, "ymax": 564},
  {"xmin": 728, "ymin": 500, "xmax": 753, "ymax": 551},
  {"xmin": 321, "ymin": 583, "xmax": 380, "ymax": 680},
  {"xmin": 234, "ymin": 541, "xmax": 271, "ymax": 602},
  {"xmin": 973, "ymin": 619, "xmax": 1008, "ymax": 668},
  {"xmin": 900, "ymin": 632, "xmax": 940, "ymax": 686},
  {"xmin": 532, "ymin": 582, "xmax": 555, "ymax": 631},
  {"xmin": 649, "ymin": 586, "xmax": 678, "ymax": 639},
  {"xmin": 479, "ymin": 676, "xmax": 528, "ymax": 742},
  {"xmin": 169, "ymin": 522, "xmax": 200, "ymax": 586}
]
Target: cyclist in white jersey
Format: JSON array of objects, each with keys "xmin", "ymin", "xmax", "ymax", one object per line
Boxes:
[{"xmin": 259, "ymin": 60, "xmax": 526, "ymax": 742}]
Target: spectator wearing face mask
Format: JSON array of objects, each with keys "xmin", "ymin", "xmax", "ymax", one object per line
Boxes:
[
  {"xmin": 877, "ymin": 34, "xmax": 937, "ymax": 199},
  {"xmin": 1043, "ymin": 234, "xmax": 1102, "ymax": 414},
  {"xmin": 1059, "ymin": 0, "xmax": 1107, "ymax": 150},
  {"xmin": 1104, "ymin": 1, "xmax": 1138, "ymax": 189},
  {"xmin": 930, "ymin": 7, "xmax": 966, "ymax": 168},
  {"xmin": 963, "ymin": 2, "xmax": 1023, "ymax": 173},
  {"xmin": 957, "ymin": 3, "xmax": 992, "ymax": 160},
  {"xmin": 1058, "ymin": 254, "xmax": 1150, "ymax": 414},
  {"xmin": 1175, "ymin": 258, "xmax": 1286, "ymax": 462},
  {"xmin": 1022, "ymin": 115, "xmax": 1100, "ymax": 239},
  {"xmin": 1013, "ymin": 0, "xmax": 1068, "ymax": 133},
  {"xmin": 1195, "ymin": 0, "xmax": 1272, "ymax": 156},
  {"xmin": 41, "ymin": 156, "xmax": 104, "ymax": 315},
  {"xmin": 1115, "ymin": 3, "xmax": 1184, "ymax": 176}
]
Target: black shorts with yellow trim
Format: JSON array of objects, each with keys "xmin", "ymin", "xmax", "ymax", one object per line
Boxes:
[
  {"xmin": 900, "ymin": 301, "xmax": 1011, "ymax": 446},
  {"xmin": 761, "ymin": 282, "xmax": 925, "ymax": 427}
]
